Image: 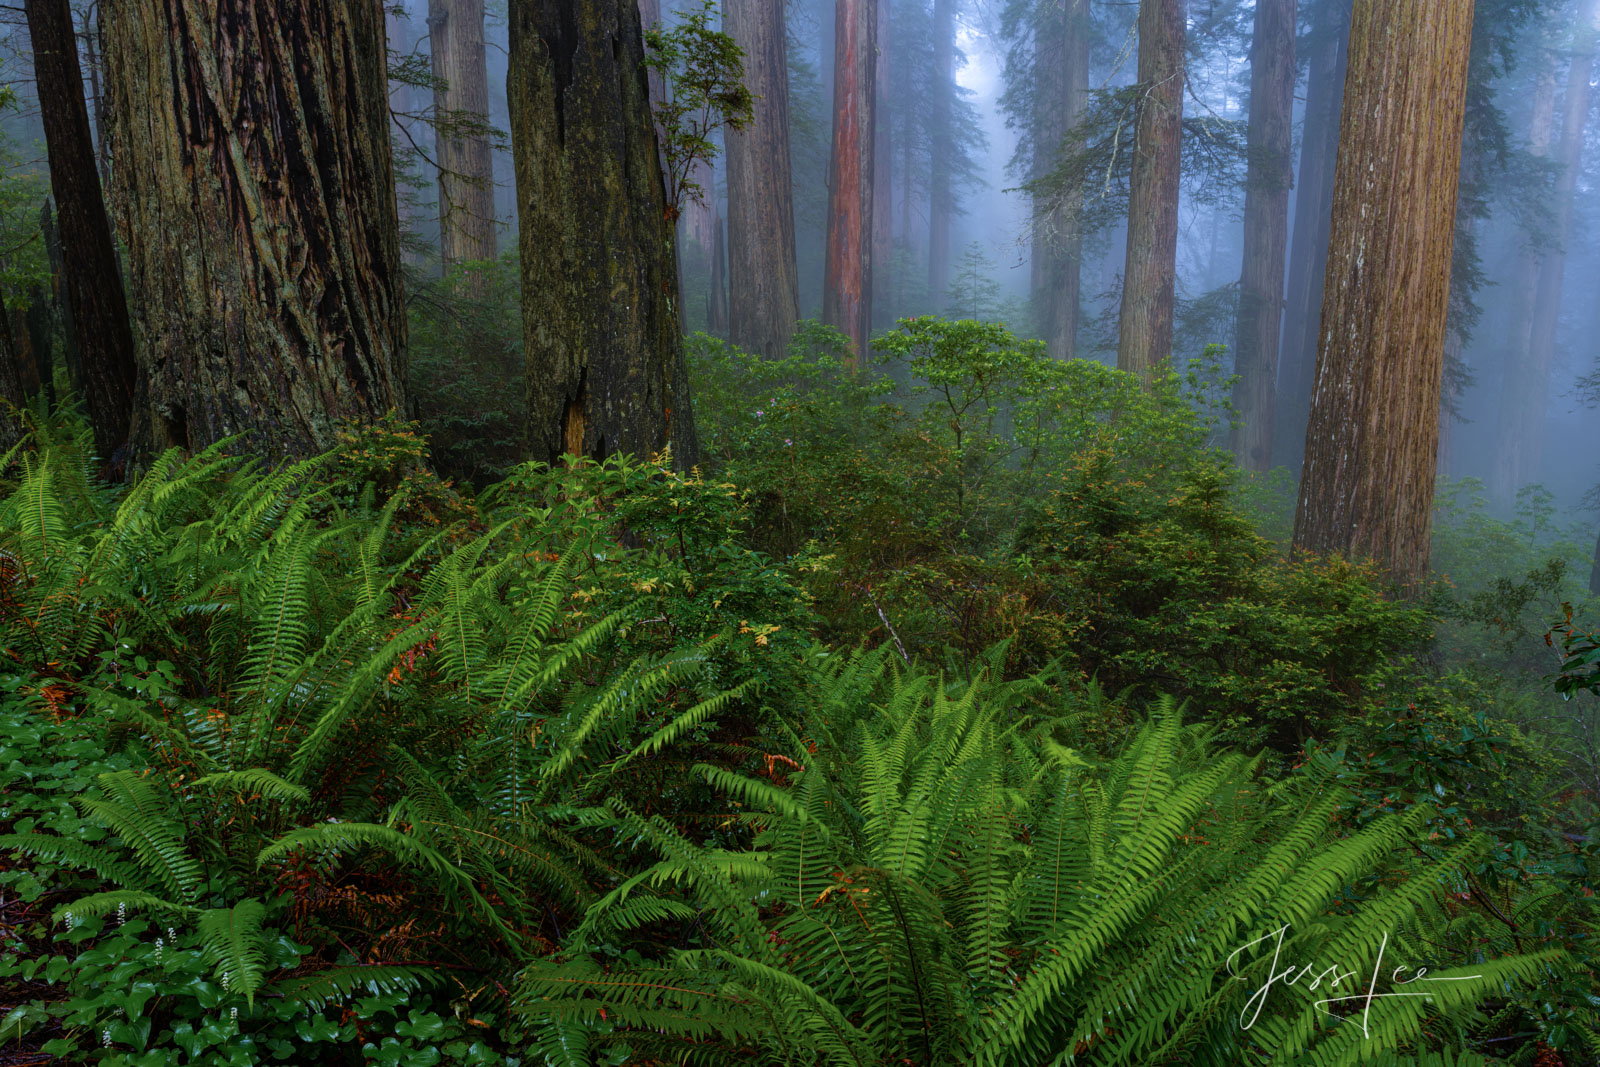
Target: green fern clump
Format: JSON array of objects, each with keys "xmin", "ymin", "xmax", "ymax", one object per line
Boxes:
[{"xmin": 515, "ymin": 653, "xmax": 1569, "ymax": 1066}]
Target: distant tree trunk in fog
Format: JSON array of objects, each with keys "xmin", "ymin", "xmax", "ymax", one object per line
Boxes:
[
  {"xmin": 823, "ymin": 0, "xmax": 876, "ymax": 363},
  {"xmin": 104, "ymin": 0, "xmax": 408, "ymax": 458},
  {"xmin": 1115, "ymin": 0, "xmax": 1186, "ymax": 381},
  {"xmin": 709, "ymin": 214, "xmax": 728, "ymax": 334},
  {"xmin": 725, "ymin": 0, "xmax": 800, "ymax": 359},
  {"xmin": 872, "ymin": 0, "xmax": 893, "ymax": 326},
  {"xmin": 1293, "ymin": 0, "xmax": 1474, "ymax": 584},
  {"xmin": 1273, "ymin": 0, "xmax": 1349, "ymax": 469},
  {"xmin": 927, "ymin": 0, "xmax": 954, "ymax": 302},
  {"xmin": 1491, "ymin": 63, "xmax": 1557, "ymax": 508},
  {"xmin": 431, "ymin": 0, "xmax": 498, "ymax": 272},
  {"xmin": 1229, "ymin": 0, "xmax": 1297, "ymax": 470},
  {"xmin": 79, "ymin": 4, "xmax": 112, "ymax": 189},
  {"xmin": 508, "ymin": 0, "xmax": 697, "ymax": 467},
  {"xmin": 1032, "ymin": 0, "xmax": 1090, "ymax": 359},
  {"xmin": 26, "ymin": 0, "xmax": 137, "ymax": 462},
  {"xmin": 1512, "ymin": 7, "xmax": 1597, "ymax": 503}
]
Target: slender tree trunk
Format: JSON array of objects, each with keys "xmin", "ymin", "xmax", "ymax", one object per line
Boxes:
[
  {"xmin": 80, "ymin": 3, "xmax": 113, "ymax": 190},
  {"xmin": 508, "ymin": 0, "xmax": 697, "ymax": 467},
  {"xmin": 872, "ymin": 0, "xmax": 893, "ymax": 327},
  {"xmin": 1273, "ymin": 1, "xmax": 1349, "ymax": 469},
  {"xmin": 709, "ymin": 214, "xmax": 728, "ymax": 335},
  {"xmin": 0, "ymin": 303, "xmax": 26, "ymax": 448},
  {"xmin": 26, "ymin": 0, "xmax": 137, "ymax": 463},
  {"xmin": 40, "ymin": 200, "xmax": 82, "ymax": 396},
  {"xmin": 1292, "ymin": 0, "xmax": 1475, "ymax": 584},
  {"xmin": 430, "ymin": 0, "xmax": 498, "ymax": 272},
  {"xmin": 725, "ymin": 0, "xmax": 800, "ymax": 360},
  {"xmin": 104, "ymin": 0, "xmax": 408, "ymax": 457},
  {"xmin": 1115, "ymin": 0, "xmax": 1186, "ymax": 380},
  {"xmin": 822, "ymin": 0, "xmax": 877, "ymax": 363},
  {"xmin": 1490, "ymin": 62, "xmax": 1557, "ymax": 508},
  {"xmin": 1518, "ymin": 6, "xmax": 1598, "ymax": 496},
  {"xmin": 1032, "ymin": 0, "xmax": 1090, "ymax": 359},
  {"xmin": 1229, "ymin": 0, "xmax": 1297, "ymax": 470},
  {"xmin": 927, "ymin": 0, "xmax": 954, "ymax": 302}
]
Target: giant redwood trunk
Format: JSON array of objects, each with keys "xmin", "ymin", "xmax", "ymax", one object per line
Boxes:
[
  {"xmin": 1228, "ymin": 0, "xmax": 1297, "ymax": 470},
  {"xmin": 822, "ymin": 0, "xmax": 877, "ymax": 363},
  {"xmin": 1115, "ymin": 0, "xmax": 1185, "ymax": 381},
  {"xmin": 1273, "ymin": 1, "xmax": 1349, "ymax": 470},
  {"xmin": 507, "ymin": 0, "xmax": 697, "ymax": 467},
  {"xmin": 430, "ymin": 0, "xmax": 498, "ymax": 270},
  {"xmin": 103, "ymin": 0, "xmax": 407, "ymax": 457},
  {"xmin": 25, "ymin": 0, "xmax": 138, "ymax": 462},
  {"xmin": 1032, "ymin": 0, "xmax": 1090, "ymax": 360},
  {"xmin": 872, "ymin": 0, "xmax": 893, "ymax": 327},
  {"xmin": 1292, "ymin": 0, "xmax": 1475, "ymax": 584},
  {"xmin": 927, "ymin": 0, "xmax": 954, "ymax": 303}
]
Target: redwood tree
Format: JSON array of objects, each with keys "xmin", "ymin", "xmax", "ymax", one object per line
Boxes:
[
  {"xmin": 507, "ymin": 0, "xmax": 697, "ymax": 466},
  {"xmin": 1031, "ymin": 0, "xmax": 1090, "ymax": 360},
  {"xmin": 25, "ymin": 0, "xmax": 138, "ymax": 462},
  {"xmin": 1115, "ymin": 0, "xmax": 1186, "ymax": 380},
  {"xmin": 103, "ymin": 0, "xmax": 408, "ymax": 457},
  {"xmin": 927, "ymin": 0, "xmax": 955, "ymax": 301},
  {"xmin": 1292, "ymin": 0, "xmax": 1475, "ymax": 583},
  {"xmin": 822, "ymin": 0, "xmax": 877, "ymax": 363},
  {"xmin": 430, "ymin": 0, "xmax": 498, "ymax": 270},
  {"xmin": 1228, "ymin": 0, "xmax": 1297, "ymax": 470}
]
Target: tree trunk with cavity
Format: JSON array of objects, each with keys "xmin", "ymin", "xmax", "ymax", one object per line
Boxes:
[
  {"xmin": 1292, "ymin": 0, "xmax": 1475, "ymax": 584},
  {"xmin": 822, "ymin": 0, "xmax": 877, "ymax": 363},
  {"xmin": 1032, "ymin": 0, "xmax": 1090, "ymax": 359},
  {"xmin": 1228, "ymin": 0, "xmax": 1297, "ymax": 470},
  {"xmin": 1115, "ymin": 0, "xmax": 1186, "ymax": 381},
  {"xmin": 508, "ymin": 0, "xmax": 697, "ymax": 467},
  {"xmin": 430, "ymin": 0, "xmax": 498, "ymax": 271},
  {"xmin": 103, "ymin": 0, "xmax": 408, "ymax": 458},
  {"xmin": 725, "ymin": 0, "xmax": 800, "ymax": 360},
  {"xmin": 26, "ymin": 0, "xmax": 138, "ymax": 463}
]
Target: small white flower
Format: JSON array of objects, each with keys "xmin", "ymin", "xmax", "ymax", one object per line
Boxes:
[
  {"xmin": 117, "ymin": 902, "xmax": 127, "ymax": 926},
  {"xmin": 102, "ymin": 1028, "xmax": 113, "ymax": 1048}
]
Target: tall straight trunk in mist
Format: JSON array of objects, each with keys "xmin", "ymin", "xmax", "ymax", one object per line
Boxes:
[
  {"xmin": 1292, "ymin": 0, "xmax": 1474, "ymax": 584},
  {"xmin": 507, "ymin": 0, "xmax": 697, "ymax": 467},
  {"xmin": 104, "ymin": 0, "xmax": 407, "ymax": 458},
  {"xmin": 872, "ymin": 0, "xmax": 893, "ymax": 326},
  {"xmin": 1031, "ymin": 0, "xmax": 1090, "ymax": 360},
  {"xmin": 725, "ymin": 0, "xmax": 800, "ymax": 360},
  {"xmin": 1273, "ymin": 1, "xmax": 1349, "ymax": 470},
  {"xmin": 823, "ymin": 0, "xmax": 877, "ymax": 363},
  {"xmin": 1491, "ymin": 63, "xmax": 1557, "ymax": 508},
  {"xmin": 430, "ymin": 0, "xmax": 498, "ymax": 270},
  {"xmin": 1115, "ymin": 0, "xmax": 1186, "ymax": 381},
  {"xmin": 1229, "ymin": 0, "xmax": 1297, "ymax": 470},
  {"xmin": 927, "ymin": 0, "xmax": 954, "ymax": 302},
  {"xmin": 1520, "ymin": 6, "xmax": 1597, "ymax": 498},
  {"xmin": 26, "ymin": 0, "xmax": 137, "ymax": 462}
]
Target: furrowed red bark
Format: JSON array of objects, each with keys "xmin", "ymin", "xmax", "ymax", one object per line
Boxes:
[
  {"xmin": 822, "ymin": 0, "xmax": 877, "ymax": 364},
  {"xmin": 1115, "ymin": 0, "xmax": 1186, "ymax": 381},
  {"xmin": 1229, "ymin": 0, "xmax": 1297, "ymax": 470},
  {"xmin": 1292, "ymin": 0, "xmax": 1475, "ymax": 584},
  {"xmin": 25, "ymin": 0, "xmax": 138, "ymax": 463},
  {"xmin": 508, "ymin": 0, "xmax": 698, "ymax": 467},
  {"xmin": 104, "ymin": 0, "xmax": 408, "ymax": 458},
  {"xmin": 725, "ymin": 0, "xmax": 800, "ymax": 360},
  {"xmin": 431, "ymin": 0, "xmax": 498, "ymax": 271}
]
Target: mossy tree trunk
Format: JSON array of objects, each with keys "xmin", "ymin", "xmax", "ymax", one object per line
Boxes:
[
  {"xmin": 104, "ymin": 0, "xmax": 408, "ymax": 458},
  {"xmin": 508, "ymin": 0, "xmax": 697, "ymax": 467},
  {"xmin": 25, "ymin": 0, "xmax": 138, "ymax": 462},
  {"xmin": 1292, "ymin": 0, "xmax": 1475, "ymax": 584},
  {"xmin": 1115, "ymin": 0, "xmax": 1186, "ymax": 381},
  {"xmin": 1228, "ymin": 0, "xmax": 1297, "ymax": 471}
]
